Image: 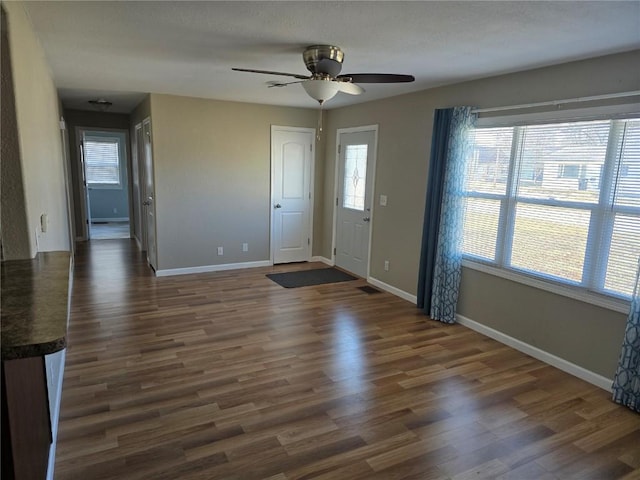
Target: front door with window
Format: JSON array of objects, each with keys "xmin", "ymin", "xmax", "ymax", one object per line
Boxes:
[{"xmin": 335, "ymin": 128, "xmax": 377, "ymax": 278}]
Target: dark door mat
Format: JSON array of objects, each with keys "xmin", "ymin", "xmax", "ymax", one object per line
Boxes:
[
  {"xmin": 358, "ymin": 285, "xmax": 382, "ymax": 294},
  {"xmin": 267, "ymin": 268, "xmax": 357, "ymax": 288}
]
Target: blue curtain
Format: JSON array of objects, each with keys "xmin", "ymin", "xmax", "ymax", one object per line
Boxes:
[
  {"xmin": 417, "ymin": 107, "xmax": 475, "ymax": 323},
  {"xmin": 612, "ymin": 260, "xmax": 640, "ymax": 413}
]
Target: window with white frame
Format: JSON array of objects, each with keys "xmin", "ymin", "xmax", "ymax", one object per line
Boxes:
[
  {"xmin": 84, "ymin": 136, "xmax": 122, "ymax": 187},
  {"xmin": 462, "ymin": 117, "xmax": 640, "ymax": 300}
]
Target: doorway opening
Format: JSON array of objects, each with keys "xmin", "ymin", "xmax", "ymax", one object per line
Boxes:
[{"xmin": 77, "ymin": 129, "xmax": 130, "ymax": 240}]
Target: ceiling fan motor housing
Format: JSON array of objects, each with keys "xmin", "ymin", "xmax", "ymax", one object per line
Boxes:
[{"xmin": 303, "ymin": 45, "xmax": 344, "ymax": 78}]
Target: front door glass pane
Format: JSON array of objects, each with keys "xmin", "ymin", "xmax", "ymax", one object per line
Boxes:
[{"xmin": 343, "ymin": 144, "xmax": 368, "ymax": 211}]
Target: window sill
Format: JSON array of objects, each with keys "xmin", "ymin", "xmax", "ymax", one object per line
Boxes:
[
  {"xmin": 88, "ymin": 184, "xmax": 123, "ymax": 190},
  {"xmin": 461, "ymin": 258, "xmax": 631, "ymax": 314}
]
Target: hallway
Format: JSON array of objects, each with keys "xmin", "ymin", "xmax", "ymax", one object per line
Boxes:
[{"xmin": 54, "ymin": 240, "xmax": 640, "ymax": 479}]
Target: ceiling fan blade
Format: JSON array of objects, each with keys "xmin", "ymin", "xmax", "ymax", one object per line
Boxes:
[
  {"xmin": 267, "ymin": 80, "xmax": 304, "ymax": 88},
  {"xmin": 336, "ymin": 81, "xmax": 364, "ymax": 95},
  {"xmin": 337, "ymin": 73, "xmax": 415, "ymax": 83},
  {"xmin": 232, "ymin": 68, "xmax": 310, "ymax": 80}
]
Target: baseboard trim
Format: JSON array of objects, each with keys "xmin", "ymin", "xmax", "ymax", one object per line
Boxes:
[
  {"xmin": 456, "ymin": 314, "xmax": 613, "ymax": 392},
  {"xmin": 91, "ymin": 217, "xmax": 129, "ymax": 223},
  {"xmin": 311, "ymin": 256, "xmax": 334, "ymax": 266},
  {"xmin": 156, "ymin": 260, "xmax": 271, "ymax": 277},
  {"xmin": 367, "ymin": 277, "xmax": 417, "ymax": 304}
]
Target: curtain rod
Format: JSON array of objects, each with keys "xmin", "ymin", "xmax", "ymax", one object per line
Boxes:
[{"xmin": 471, "ymin": 90, "xmax": 640, "ymax": 114}]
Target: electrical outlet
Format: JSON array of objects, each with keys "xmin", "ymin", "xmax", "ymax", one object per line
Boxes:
[
  {"xmin": 380, "ymin": 194, "xmax": 388, "ymax": 206},
  {"xmin": 242, "ymin": 243, "xmax": 248, "ymax": 252},
  {"xmin": 384, "ymin": 260, "xmax": 390, "ymax": 271},
  {"xmin": 217, "ymin": 246, "xmax": 223, "ymax": 256},
  {"xmin": 113, "ymin": 208, "xmax": 118, "ymax": 214}
]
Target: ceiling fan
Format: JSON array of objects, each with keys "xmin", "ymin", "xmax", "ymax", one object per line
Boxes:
[{"xmin": 233, "ymin": 45, "xmax": 415, "ymax": 105}]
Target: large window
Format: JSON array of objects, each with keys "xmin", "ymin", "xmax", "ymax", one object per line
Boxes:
[{"xmin": 462, "ymin": 118, "xmax": 640, "ymax": 300}]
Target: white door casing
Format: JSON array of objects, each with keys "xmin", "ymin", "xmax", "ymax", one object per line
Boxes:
[
  {"xmin": 142, "ymin": 118, "xmax": 158, "ymax": 270},
  {"xmin": 132, "ymin": 123, "xmax": 143, "ymax": 248},
  {"xmin": 77, "ymin": 136, "xmax": 92, "ymax": 240},
  {"xmin": 334, "ymin": 127, "xmax": 378, "ymax": 278},
  {"xmin": 271, "ymin": 126, "xmax": 314, "ymax": 264}
]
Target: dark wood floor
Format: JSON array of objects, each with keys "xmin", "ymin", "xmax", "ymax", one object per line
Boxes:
[{"xmin": 55, "ymin": 239, "xmax": 640, "ymax": 479}]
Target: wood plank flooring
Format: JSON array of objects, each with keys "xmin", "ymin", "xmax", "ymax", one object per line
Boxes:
[{"xmin": 55, "ymin": 240, "xmax": 640, "ymax": 479}]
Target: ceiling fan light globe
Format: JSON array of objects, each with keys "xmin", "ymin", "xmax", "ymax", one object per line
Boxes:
[{"xmin": 302, "ymin": 79, "xmax": 340, "ymax": 102}]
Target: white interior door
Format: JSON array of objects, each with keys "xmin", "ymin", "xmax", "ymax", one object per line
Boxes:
[
  {"xmin": 271, "ymin": 126, "xmax": 314, "ymax": 264},
  {"xmin": 335, "ymin": 128, "xmax": 377, "ymax": 278},
  {"xmin": 142, "ymin": 119, "xmax": 157, "ymax": 270}
]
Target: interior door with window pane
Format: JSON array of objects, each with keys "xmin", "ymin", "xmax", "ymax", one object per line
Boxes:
[{"xmin": 336, "ymin": 129, "xmax": 376, "ymax": 278}]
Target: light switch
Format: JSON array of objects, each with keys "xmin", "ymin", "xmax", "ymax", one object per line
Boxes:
[{"xmin": 379, "ymin": 194, "xmax": 388, "ymax": 206}]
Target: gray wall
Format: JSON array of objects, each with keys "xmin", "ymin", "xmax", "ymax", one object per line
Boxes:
[
  {"xmin": 322, "ymin": 50, "xmax": 639, "ymax": 379},
  {"xmin": 64, "ymin": 110, "xmax": 131, "ymax": 237},
  {"xmin": 148, "ymin": 94, "xmax": 319, "ymax": 271},
  {"xmin": 89, "ymin": 188, "xmax": 129, "ymax": 221}
]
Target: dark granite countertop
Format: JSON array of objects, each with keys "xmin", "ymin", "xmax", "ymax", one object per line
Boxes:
[{"xmin": 2, "ymin": 251, "xmax": 72, "ymax": 360}]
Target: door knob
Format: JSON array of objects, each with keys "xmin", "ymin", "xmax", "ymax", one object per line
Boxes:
[
  {"xmin": 142, "ymin": 200, "xmax": 150, "ymax": 206},
  {"xmin": 363, "ymin": 217, "xmax": 370, "ymax": 222},
  {"xmin": 274, "ymin": 203, "xmax": 282, "ymax": 209}
]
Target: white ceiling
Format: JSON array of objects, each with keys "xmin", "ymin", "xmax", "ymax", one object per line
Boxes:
[{"xmin": 22, "ymin": 1, "xmax": 640, "ymax": 113}]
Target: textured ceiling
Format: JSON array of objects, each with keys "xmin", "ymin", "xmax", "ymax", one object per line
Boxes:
[{"xmin": 22, "ymin": 1, "xmax": 640, "ymax": 113}]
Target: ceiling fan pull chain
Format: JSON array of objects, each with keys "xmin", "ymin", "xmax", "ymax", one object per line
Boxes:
[{"xmin": 317, "ymin": 100, "xmax": 324, "ymax": 140}]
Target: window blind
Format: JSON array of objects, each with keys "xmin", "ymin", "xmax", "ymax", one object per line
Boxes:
[
  {"xmin": 84, "ymin": 139, "xmax": 120, "ymax": 185},
  {"xmin": 462, "ymin": 118, "xmax": 640, "ymax": 299}
]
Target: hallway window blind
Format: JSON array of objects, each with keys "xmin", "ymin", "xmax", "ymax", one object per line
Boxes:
[
  {"xmin": 462, "ymin": 117, "xmax": 640, "ymax": 300},
  {"xmin": 85, "ymin": 139, "xmax": 121, "ymax": 186}
]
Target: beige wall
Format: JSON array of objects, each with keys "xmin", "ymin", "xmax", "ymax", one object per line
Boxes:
[
  {"xmin": 1, "ymin": 5, "xmax": 30, "ymax": 259},
  {"xmin": 323, "ymin": 50, "xmax": 639, "ymax": 379},
  {"xmin": 2, "ymin": 2, "xmax": 70, "ymax": 257},
  {"xmin": 148, "ymin": 94, "xmax": 319, "ymax": 271}
]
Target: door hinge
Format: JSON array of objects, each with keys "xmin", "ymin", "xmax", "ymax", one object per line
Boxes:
[
  {"xmin": 309, "ymin": 192, "xmax": 311, "ymax": 199},
  {"xmin": 310, "ymin": 144, "xmax": 313, "ymax": 152},
  {"xmin": 333, "ymin": 247, "xmax": 337, "ymax": 255},
  {"xmin": 338, "ymin": 144, "xmax": 341, "ymax": 154},
  {"xmin": 308, "ymin": 238, "xmax": 310, "ymax": 246},
  {"xmin": 336, "ymin": 197, "xmax": 338, "ymax": 206}
]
